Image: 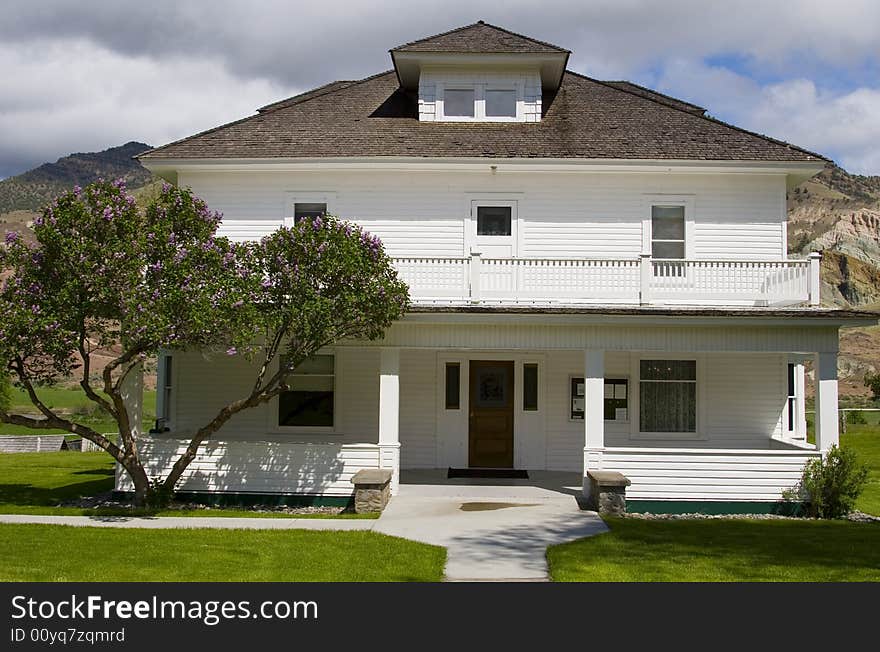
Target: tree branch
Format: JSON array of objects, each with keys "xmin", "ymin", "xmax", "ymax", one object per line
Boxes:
[{"xmin": 77, "ymin": 331, "xmax": 117, "ymax": 419}]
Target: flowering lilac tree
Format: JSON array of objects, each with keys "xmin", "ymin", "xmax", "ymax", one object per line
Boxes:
[{"xmin": 0, "ymin": 180, "xmax": 408, "ymax": 505}]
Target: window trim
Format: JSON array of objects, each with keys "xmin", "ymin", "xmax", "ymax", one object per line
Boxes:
[
  {"xmin": 568, "ymin": 375, "xmax": 630, "ymax": 423},
  {"xmin": 436, "ymin": 80, "xmax": 525, "ymax": 123},
  {"xmin": 270, "ymin": 350, "xmax": 340, "ymax": 435},
  {"xmin": 284, "ymin": 192, "xmax": 337, "ymax": 228}
]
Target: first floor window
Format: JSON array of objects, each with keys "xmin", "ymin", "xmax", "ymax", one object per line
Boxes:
[
  {"xmin": 787, "ymin": 363, "xmax": 797, "ymax": 432},
  {"xmin": 523, "ymin": 363, "xmax": 539, "ymax": 411},
  {"xmin": 278, "ymin": 354, "xmax": 335, "ymax": 428},
  {"xmin": 445, "ymin": 362, "xmax": 460, "ymax": 410},
  {"xmin": 570, "ymin": 377, "xmax": 629, "ymax": 421},
  {"xmin": 639, "ymin": 360, "xmax": 696, "ymax": 433},
  {"xmin": 155, "ymin": 354, "xmax": 173, "ymax": 431},
  {"xmin": 294, "ymin": 202, "xmax": 327, "ymax": 224}
]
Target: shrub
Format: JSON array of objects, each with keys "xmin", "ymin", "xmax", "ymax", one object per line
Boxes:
[
  {"xmin": 798, "ymin": 445, "xmax": 869, "ymax": 518},
  {"xmin": 846, "ymin": 410, "xmax": 868, "ymax": 425},
  {"xmin": 865, "ymin": 372, "xmax": 880, "ymax": 400}
]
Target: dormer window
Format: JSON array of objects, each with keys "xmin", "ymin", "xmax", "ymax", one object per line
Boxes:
[
  {"xmin": 444, "ymin": 89, "xmax": 475, "ymax": 117},
  {"xmin": 433, "ymin": 79, "xmax": 529, "ymax": 123},
  {"xmin": 486, "ymin": 90, "xmax": 516, "ymax": 117}
]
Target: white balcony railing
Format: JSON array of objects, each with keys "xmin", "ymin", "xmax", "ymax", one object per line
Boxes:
[{"xmin": 393, "ymin": 252, "xmax": 821, "ymax": 307}]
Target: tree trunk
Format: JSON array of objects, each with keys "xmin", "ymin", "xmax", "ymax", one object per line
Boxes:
[{"xmin": 121, "ymin": 457, "xmax": 150, "ymax": 507}]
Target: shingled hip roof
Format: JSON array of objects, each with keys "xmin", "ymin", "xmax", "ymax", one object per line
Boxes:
[
  {"xmin": 390, "ymin": 21, "xmax": 569, "ymax": 53},
  {"xmin": 139, "ymin": 69, "xmax": 827, "ymax": 164}
]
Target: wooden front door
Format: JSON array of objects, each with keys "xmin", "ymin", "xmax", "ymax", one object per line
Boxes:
[{"xmin": 469, "ymin": 360, "xmax": 515, "ymax": 468}]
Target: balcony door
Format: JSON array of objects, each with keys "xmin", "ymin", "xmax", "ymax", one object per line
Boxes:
[
  {"xmin": 468, "ymin": 360, "xmax": 515, "ymax": 468},
  {"xmin": 471, "ymin": 200, "xmax": 517, "ymax": 258}
]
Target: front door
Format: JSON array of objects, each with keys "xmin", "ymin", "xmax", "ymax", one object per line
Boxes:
[{"xmin": 469, "ymin": 360, "xmax": 514, "ymax": 468}]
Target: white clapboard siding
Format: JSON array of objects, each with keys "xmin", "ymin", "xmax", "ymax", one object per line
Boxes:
[
  {"xmin": 117, "ymin": 439, "xmax": 380, "ymax": 496},
  {"xmin": 601, "ymin": 447, "xmax": 820, "ymax": 501},
  {"xmin": 399, "ymin": 350, "xmax": 437, "ymax": 468},
  {"xmin": 179, "ymin": 170, "xmax": 787, "ymax": 262}
]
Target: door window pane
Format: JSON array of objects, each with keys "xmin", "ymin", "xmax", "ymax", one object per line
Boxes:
[
  {"xmin": 476, "ymin": 366, "xmax": 509, "ymax": 407},
  {"xmin": 486, "ymin": 90, "xmax": 516, "ymax": 117},
  {"xmin": 444, "ymin": 89, "xmax": 475, "ymax": 117},
  {"xmin": 477, "ymin": 206, "xmax": 512, "ymax": 236}
]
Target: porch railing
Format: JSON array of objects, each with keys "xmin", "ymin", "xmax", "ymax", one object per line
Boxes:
[{"xmin": 392, "ymin": 252, "xmax": 820, "ymax": 307}]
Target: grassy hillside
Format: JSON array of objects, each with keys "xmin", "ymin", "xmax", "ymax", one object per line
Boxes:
[{"xmin": 0, "ymin": 141, "xmax": 153, "ymax": 215}]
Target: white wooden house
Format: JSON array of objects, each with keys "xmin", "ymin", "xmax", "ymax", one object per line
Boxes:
[{"xmin": 129, "ymin": 22, "xmax": 877, "ymax": 510}]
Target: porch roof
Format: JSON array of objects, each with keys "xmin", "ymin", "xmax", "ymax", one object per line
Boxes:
[{"xmin": 406, "ymin": 304, "xmax": 880, "ymax": 326}]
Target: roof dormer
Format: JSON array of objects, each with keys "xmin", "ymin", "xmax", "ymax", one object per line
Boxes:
[{"xmin": 390, "ymin": 21, "xmax": 569, "ymax": 123}]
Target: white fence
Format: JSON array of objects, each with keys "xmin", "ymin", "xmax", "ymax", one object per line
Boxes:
[{"xmin": 393, "ymin": 253, "xmax": 818, "ymax": 307}]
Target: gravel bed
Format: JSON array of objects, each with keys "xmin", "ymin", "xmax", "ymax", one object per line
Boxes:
[
  {"xmin": 58, "ymin": 492, "xmax": 350, "ymax": 515},
  {"xmin": 623, "ymin": 510, "xmax": 880, "ymax": 522}
]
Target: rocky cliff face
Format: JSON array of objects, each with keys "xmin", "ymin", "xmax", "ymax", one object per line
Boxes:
[{"xmin": 788, "ymin": 166, "xmax": 880, "ymax": 402}]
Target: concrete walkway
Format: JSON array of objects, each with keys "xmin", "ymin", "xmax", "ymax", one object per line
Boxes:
[
  {"xmin": 374, "ymin": 472, "xmax": 608, "ymax": 581},
  {"xmin": 0, "ymin": 513, "xmax": 374, "ymax": 530}
]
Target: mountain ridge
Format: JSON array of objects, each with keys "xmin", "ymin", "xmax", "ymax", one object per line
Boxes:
[{"xmin": 0, "ymin": 141, "xmax": 154, "ymax": 214}]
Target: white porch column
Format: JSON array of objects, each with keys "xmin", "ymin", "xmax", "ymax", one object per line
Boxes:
[
  {"xmin": 814, "ymin": 352, "xmax": 840, "ymax": 452},
  {"xmin": 583, "ymin": 349, "xmax": 605, "ymax": 496},
  {"xmin": 378, "ymin": 347, "xmax": 401, "ymax": 494}
]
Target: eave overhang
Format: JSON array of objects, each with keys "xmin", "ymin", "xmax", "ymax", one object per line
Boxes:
[
  {"xmin": 139, "ymin": 156, "xmax": 826, "ymax": 185},
  {"xmin": 390, "ymin": 51, "xmax": 569, "ymax": 91}
]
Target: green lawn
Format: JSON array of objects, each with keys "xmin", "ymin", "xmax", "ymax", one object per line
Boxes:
[
  {"xmin": 0, "ymin": 387, "xmax": 155, "ymax": 435},
  {"xmin": 548, "ymin": 517, "xmax": 880, "ymax": 581},
  {"xmin": 842, "ymin": 424, "xmax": 880, "ymax": 515},
  {"xmin": 0, "ymin": 452, "xmax": 373, "ymax": 519},
  {"xmin": 0, "ymin": 525, "xmax": 444, "ymax": 581}
]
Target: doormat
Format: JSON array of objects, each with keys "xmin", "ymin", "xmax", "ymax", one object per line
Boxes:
[{"xmin": 447, "ymin": 468, "xmax": 529, "ymax": 479}]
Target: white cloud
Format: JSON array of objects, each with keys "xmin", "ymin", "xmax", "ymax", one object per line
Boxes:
[
  {"xmin": 1, "ymin": 1, "xmax": 879, "ymax": 175},
  {"xmin": 0, "ymin": 39, "xmax": 299, "ymax": 177},
  {"xmin": 657, "ymin": 60, "xmax": 880, "ymax": 175}
]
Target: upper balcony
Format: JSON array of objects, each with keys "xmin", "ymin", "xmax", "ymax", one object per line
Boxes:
[{"xmin": 393, "ymin": 252, "xmax": 821, "ymax": 308}]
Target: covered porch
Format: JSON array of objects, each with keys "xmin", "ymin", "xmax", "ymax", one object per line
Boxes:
[
  {"xmin": 367, "ymin": 308, "xmax": 858, "ymax": 507},
  {"xmin": 129, "ymin": 307, "xmax": 872, "ymax": 510}
]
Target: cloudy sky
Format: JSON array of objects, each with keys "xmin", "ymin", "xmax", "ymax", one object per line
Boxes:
[{"xmin": 1, "ymin": 0, "xmax": 878, "ymax": 178}]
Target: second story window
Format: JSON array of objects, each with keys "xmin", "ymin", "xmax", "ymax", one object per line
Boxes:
[
  {"xmin": 651, "ymin": 205, "xmax": 686, "ymax": 260},
  {"xmin": 444, "ymin": 89, "xmax": 475, "ymax": 117},
  {"xmin": 438, "ymin": 84, "xmax": 521, "ymax": 121},
  {"xmin": 294, "ymin": 202, "xmax": 327, "ymax": 225},
  {"xmin": 485, "ymin": 90, "xmax": 516, "ymax": 117}
]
